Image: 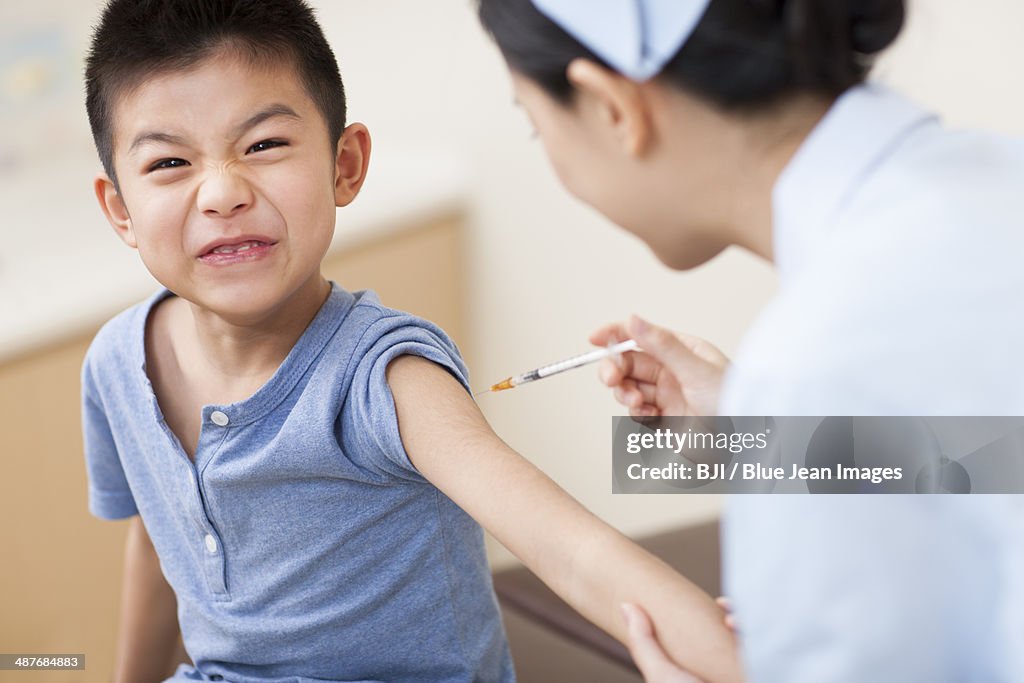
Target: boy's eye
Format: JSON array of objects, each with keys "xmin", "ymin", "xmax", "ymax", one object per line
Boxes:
[
  {"xmin": 247, "ymin": 139, "xmax": 287, "ymax": 154},
  {"xmin": 149, "ymin": 158, "xmax": 189, "ymax": 172}
]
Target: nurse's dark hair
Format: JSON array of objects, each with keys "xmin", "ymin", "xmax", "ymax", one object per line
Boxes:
[
  {"xmin": 477, "ymin": 0, "xmax": 904, "ymax": 110},
  {"xmin": 84, "ymin": 0, "xmax": 346, "ymax": 188}
]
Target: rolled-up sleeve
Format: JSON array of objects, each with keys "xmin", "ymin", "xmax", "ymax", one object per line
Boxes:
[{"xmin": 341, "ymin": 312, "xmax": 471, "ymax": 483}]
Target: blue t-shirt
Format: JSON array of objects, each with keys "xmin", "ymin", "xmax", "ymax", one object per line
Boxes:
[{"xmin": 81, "ymin": 281, "xmax": 515, "ymax": 683}]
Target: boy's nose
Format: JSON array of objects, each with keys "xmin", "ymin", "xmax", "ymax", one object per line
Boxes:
[{"xmin": 197, "ymin": 169, "xmax": 255, "ymax": 217}]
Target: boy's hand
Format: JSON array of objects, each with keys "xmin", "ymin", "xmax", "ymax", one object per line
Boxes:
[{"xmin": 591, "ymin": 316, "xmax": 730, "ymax": 417}]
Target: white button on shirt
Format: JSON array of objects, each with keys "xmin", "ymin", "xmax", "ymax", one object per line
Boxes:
[
  {"xmin": 210, "ymin": 410, "xmax": 229, "ymax": 427},
  {"xmin": 204, "ymin": 533, "xmax": 217, "ymax": 554},
  {"xmin": 718, "ymin": 83, "xmax": 1024, "ymax": 682}
]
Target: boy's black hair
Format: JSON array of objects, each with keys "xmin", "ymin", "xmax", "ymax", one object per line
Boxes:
[
  {"xmin": 85, "ymin": 0, "xmax": 346, "ymax": 188},
  {"xmin": 478, "ymin": 0, "xmax": 904, "ymax": 113}
]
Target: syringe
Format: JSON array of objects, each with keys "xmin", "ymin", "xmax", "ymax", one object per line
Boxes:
[{"xmin": 480, "ymin": 339, "xmax": 640, "ymax": 394}]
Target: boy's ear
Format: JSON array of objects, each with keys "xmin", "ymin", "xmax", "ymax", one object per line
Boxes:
[
  {"xmin": 93, "ymin": 172, "xmax": 137, "ymax": 249},
  {"xmin": 334, "ymin": 123, "xmax": 372, "ymax": 208},
  {"xmin": 565, "ymin": 58, "xmax": 652, "ymax": 157}
]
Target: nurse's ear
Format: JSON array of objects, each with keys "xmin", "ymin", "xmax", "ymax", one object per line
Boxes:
[{"xmin": 565, "ymin": 58, "xmax": 652, "ymax": 157}]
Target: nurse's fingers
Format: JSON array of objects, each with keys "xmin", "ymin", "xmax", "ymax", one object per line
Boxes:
[
  {"xmin": 598, "ymin": 352, "xmax": 665, "ymax": 388},
  {"xmin": 715, "ymin": 597, "xmax": 737, "ymax": 633},
  {"xmin": 627, "ymin": 316, "xmax": 718, "ymax": 382},
  {"xmin": 676, "ymin": 331, "xmax": 730, "ymax": 368},
  {"xmin": 613, "ymin": 379, "xmax": 659, "ymax": 408},
  {"xmin": 598, "ymin": 358, "xmax": 627, "ymax": 388},
  {"xmin": 626, "ymin": 403, "xmax": 659, "ymax": 419},
  {"xmin": 611, "ymin": 392, "xmax": 660, "ymax": 418},
  {"xmin": 613, "ymin": 383, "xmax": 639, "ymax": 408},
  {"xmin": 621, "ymin": 603, "xmax": 704, "ymax": 683},
  {"xmin": 625, "ymin": 379, "xmax": 658, "ymax": 406},
  {"xmin": 589, "ymin": 322, "xmax": 630, "ymax": 347}
]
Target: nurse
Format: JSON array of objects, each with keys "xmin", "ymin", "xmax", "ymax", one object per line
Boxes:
[{"xmin": 476, "ymin": 0, "xmax": 1024, "ymax": 681}]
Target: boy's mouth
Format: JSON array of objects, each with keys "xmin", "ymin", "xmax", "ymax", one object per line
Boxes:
[{"xmin": 197, "ymin": 237, "xmax": 278, "ymax": 264}]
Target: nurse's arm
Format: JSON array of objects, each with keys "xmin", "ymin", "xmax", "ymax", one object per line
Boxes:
[{"xmin": 386, "ymin": 355, "xmax": 743, "ymax": 683}]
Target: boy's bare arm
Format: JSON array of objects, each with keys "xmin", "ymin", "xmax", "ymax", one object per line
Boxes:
[
  {"xmin": 114, "ymin": 516, "xmax": 185, "ymax": 683},
  {"xmin": 386, "ymin": 356, "xmax": 742, "ymax": 683}
]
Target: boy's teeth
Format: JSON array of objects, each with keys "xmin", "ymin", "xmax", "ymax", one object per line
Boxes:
[{"xmin": 211, "ymin": 240, "xmax": 263, "ymax": 254}]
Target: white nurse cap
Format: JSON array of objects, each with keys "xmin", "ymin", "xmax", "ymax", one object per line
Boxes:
[{"xmin": 530, "ymin": 0, "xmax": 713, "ymax": 81}]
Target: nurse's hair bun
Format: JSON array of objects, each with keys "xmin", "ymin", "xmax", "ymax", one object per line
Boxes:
[
  {"xmin": 478, "ymin": 0, "xmax": 905, "ymax": 109},
  {"xmin": 847, "ymin": 1, "xmax": 905, "ymax": 53},
  {"xmin": 782, "ymin": 0, "xmax": 904, "ymax": 55},
  {"xmin": 778, "ymin": 0, "xmax": 904, "ymax": 95}
]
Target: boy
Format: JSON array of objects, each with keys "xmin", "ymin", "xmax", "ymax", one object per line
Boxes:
[{"xmin": 81, "ymin": 1, "xmax": 738, "ymax": 682}]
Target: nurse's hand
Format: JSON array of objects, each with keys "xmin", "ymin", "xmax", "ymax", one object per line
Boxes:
[
  {"xmin": 621, "ymin": 602, "xmax": 706, "ymax": 682},
  {"xmin": 623, "ymin": 599, "xmax": 740, "ymax": 683},
  {"xmin": 591, "ymin": 316, "xmax": 729, "ymax": 417}
]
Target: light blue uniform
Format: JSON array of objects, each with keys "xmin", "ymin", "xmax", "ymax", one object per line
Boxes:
[
  {"xmin": 719, "ymin": 83, "xmax": 1024, "ymax": 682},
  {"xmin": 81, "ymin": 282, "xmax": 515, "ymax": 683}
]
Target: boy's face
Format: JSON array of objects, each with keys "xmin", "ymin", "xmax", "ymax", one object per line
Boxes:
[{"xmin": 94, "ymin": 51, "xmax": 369, "ymax": 321}]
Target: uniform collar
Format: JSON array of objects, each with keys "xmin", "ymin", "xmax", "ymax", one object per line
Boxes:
[{"xmin": 771, "ymin": 82, "xmax": 937, "ymax": 281}]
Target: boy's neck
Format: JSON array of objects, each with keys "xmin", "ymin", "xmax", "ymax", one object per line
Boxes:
[{"xmin": 176, "ymin": 274, "xmax": 332, "ymax": 390}]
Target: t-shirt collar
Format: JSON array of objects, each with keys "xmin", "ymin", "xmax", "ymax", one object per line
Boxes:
[{"xmin": 136, "ymin": 281, "xmax": 355, "ymax": 426}]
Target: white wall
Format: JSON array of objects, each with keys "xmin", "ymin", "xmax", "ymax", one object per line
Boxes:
[{"xmin": 875, "ymin": 0, "xmax": 1024, "ymax": 133}]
